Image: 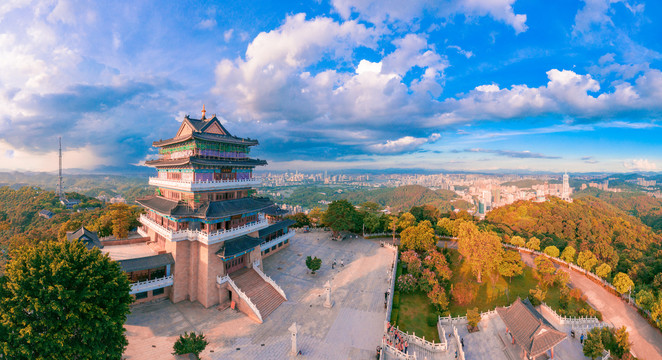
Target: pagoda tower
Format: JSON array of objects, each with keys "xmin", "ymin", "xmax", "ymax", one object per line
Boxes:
[{"xmin": 136, "ymin": 108, "xmax": 293, "ymax": 313}]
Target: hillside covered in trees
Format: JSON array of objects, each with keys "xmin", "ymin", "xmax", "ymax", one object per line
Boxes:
[
  {"xmin": 487, "ymin": 196, "xmax": 662, "ymax": 289},
  {"xmin": 0, "ymin": 186, "xmax": 142, "ymax": 274},
  {"xmin": 574, "ymin": 188, "xmax": 662, "ymax": 232},
  {"xmin": 272, "ymin": 184, "xmax": 472, "ymax": 212}
]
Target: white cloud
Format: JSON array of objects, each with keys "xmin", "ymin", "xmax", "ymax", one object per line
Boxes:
[
  {"xmin": 367, "ymin": 133, "xmax": 440, "ymax": 153},
  {"xmin": 332, "ymin": 0, "xmax": 527, "ymax": 33},
  {"xmin": 197, "ymin": 18, "xmax": 217, "ymax": 30},
  {"xmin": 356, "ymin": 59, "xmax": 382, "ymax": 74},
  {"xmin": 0, "ymin": 140, "xmax": 113, "ymax": 171},
  {"xmin": 623, "ymin": 159, "xmax": 657, "ymax": 171},
  {"xmin": 223, "ymin": 28, "xmax": 234, "ymax": 42},
  {"xmin": 447, "ymin": 45, "xmax": 474, "ymax": 58}
]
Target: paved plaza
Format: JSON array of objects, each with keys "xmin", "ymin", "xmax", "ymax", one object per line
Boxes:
[{"xmin": 123, "ymin": 231, "xmax": 394, "ymax": 359}]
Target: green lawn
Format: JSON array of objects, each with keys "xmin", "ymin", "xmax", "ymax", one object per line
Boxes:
[{"xmin": 393, "ymin": 291, "xmax": 440, "ymax": 342}]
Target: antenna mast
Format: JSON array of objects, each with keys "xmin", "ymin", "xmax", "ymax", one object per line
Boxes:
[{"xmin": 58, "ymin": 137, "xmax": 63, "ymax": 199}]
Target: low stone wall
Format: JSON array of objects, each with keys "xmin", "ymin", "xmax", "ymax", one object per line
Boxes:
[{"xmin": 100, "ymin": 236, "xmax": 149, "ymax": 246}]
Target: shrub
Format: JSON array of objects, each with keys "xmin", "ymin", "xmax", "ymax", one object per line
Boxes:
[
  {"xmin": 397, "ymin": 274, "xmax": 417, "ymax": 293},
  {"xmin": 305, "ymin": 256, "xmax": 322, "ymax": 274},
  {"xmin": 467, "ymin": 307, "xmax": 481, "ymax": 329},
  {"xmin": 173, "ymin": 332, "xmax": 208, "ymax": 359},
  {"xmin": 418, "ymin": 268, "xmax": 438, "ymax": 293}
]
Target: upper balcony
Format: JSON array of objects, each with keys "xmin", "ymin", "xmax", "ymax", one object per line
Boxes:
[
  {"xmin": 139, "ymin": 214, "xmax": 269, "ymax": 245},
  {"xmin": 148, "ymin": 177, "xmax": 262, "ymax": 191}
]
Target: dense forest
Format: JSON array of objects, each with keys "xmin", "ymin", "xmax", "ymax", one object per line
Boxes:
[
  {"xmin": 271, "ymin": 184, "xmax": 472, "ymax": 212},
  {"xmin": 0, "ymin": 186, "xmax": 142, "ymax": 275},
  {"xmin": 0, "ymin": 172, "xmax": 152, "ymax": 203},
  {"xmin": 487, "ymin": 196, "xmax": 662, "ymax": 290},
  {"xmin": 574, "ymin": 188, "xmax": 662, "ymax": 232}
]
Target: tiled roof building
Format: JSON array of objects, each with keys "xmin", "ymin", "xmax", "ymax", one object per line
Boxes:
[
  {"xmin": 496, "ymin": 298, "xmax": 567, "ymax": 359},
  {"xmin": 130, "ymin": 107, "xmax": 292, "ymax": 320}
]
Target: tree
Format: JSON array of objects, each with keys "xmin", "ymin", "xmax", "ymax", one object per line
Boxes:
[
  {"xmin": 594, "ymin": 263, "xmax": 611, "ymax": 279},
  {"xmin": 401, "ymin": 250, "xmax": 422, "ymax": 277},
  {"xmin": 583, "ymin": 327, "xmax": 605, "ymax": 360},
  {"xmin": 322, "ymin": 200, "xmax": 358, "ymax": 234},
  {"xmin": 397, "ymin": 274, "xmax": 417, "ymax": 293},
  {"xmin": 509, "ymin": 235, "xmax": 526, "ymax": 247},
  {"xmin": 308, "ymin": 207, "xmax": 324, "ymax": 227},
  {"xmin": 498, "ymin": 251, "xmax": 524, "ymax": 283},
  {"xmin": 108, "ymin": 203, "xmax": 141, "ymax": 239},
  {"xmin": 613, "ymin": 272, "xmax": 634, "ymax": 295},
  {"xmin": 362, "ymin": 212, "xmax": 382, "ymax": 233},
  {"xmin": 612, "ymin": 326, "xmax": 631, "ymax": 358},
  {"xmin": 437, "ymin": 217, "xmax": 453, "ymax": 237},
  {"xmin": 560, "ymin": 245, "xmax": 576, "ymax": 264},
  {"xmin": 651, "ymin": 295, "xmax": 662, "ymax": 328},
  {"xmin": 534, "ymin": 256, "xmax": 556, "ymax": 288},
  {"xmin": 427, "ymin": 283, "xmax": 449, "ymax": 312},
  {"xmin": 543, "ymin": 246, "xmax": 560, "ymax": 258},
  {"xmin": 400, "ymin": 220, "xmax": 435, "ymax": 252},
  {"xmin": 359, "ymin": 201, "xmax": 382, "ymax": 213},
  {"xmin": 635, "ymin": 289, "xmax": 655, "ymax": 310},
  {"xmin": 0, "ymin": 240, "xmax": 132, "ymax": 359},
  {"xmin": 457, "ymin": 222, "xmax": 503, "ymax": 283},
  {"xmin": 410, "ymin": 205, "xmax": 440, "ymax": 223},
  {"xmin": 466, "ymin": 307, "xmax": 481, "ymax": 330},
  {"xmin": 577, "ymin": 250, "xmax": 598, "ymax": 272},
  {"xmin": 525, "ymin": 236, "xmax": 540, "ymax": 251},
  {"xmin": 528, "ymin": 285, "xmax": 547, "ymax": 306},
  {"xmin": 418, "ymin": 268, "xmax": 438, "ymax": 293},
  {"xmin": 451, "ymin": 283, "xmax": 477, "ymax": 306},
  {"xmin": 397, "ymin": 212, "xmax": 417, "ymax": 231},
  {"xmin": 305, "ymin": 256, "xmax": 322, "ymax": 274},
  {"xmin": 423, "ymin": 250, "xmax": 452, "ymax": 281},
  {"xmin": 286, "ymin": 213, "xmax": 311, "ymax": 228},
  {"xmin": 172, "ymin": 332, "xmax": 209, "ymax": 359}
]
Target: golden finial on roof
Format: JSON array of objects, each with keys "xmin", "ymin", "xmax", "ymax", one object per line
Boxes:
[{"xmin": 201, "ymin": 104, "xmax": 206, "ymax": 119}]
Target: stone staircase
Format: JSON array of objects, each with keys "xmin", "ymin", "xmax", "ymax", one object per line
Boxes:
[{"xmin": 230, "ymin": 268, "xmax": 286, "ymax": 319}]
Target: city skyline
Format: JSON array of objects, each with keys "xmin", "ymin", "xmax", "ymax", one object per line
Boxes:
[{"xmin": 1, "ymin": 0, "xmax": 661, "ymax": 173}]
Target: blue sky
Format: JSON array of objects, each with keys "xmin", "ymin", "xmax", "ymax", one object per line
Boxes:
[{"xmin": 1, "ymin": 0, "xmax": 661, "ymax": 173}]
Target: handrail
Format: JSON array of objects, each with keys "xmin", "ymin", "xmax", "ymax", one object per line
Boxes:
[
  {"xmin": 148, "ymin": 177, "xmax": 261, "ymax": 191},
  {"xmin": 129, "ymin": 275, "xmax": 174, "ymax": 295},
  {"xmin": 218, "ymin": 275, "xmax": 263, "ymax": 323},
  {"xmin": 253, "ymin": 264, "xmax": 287, "ymax": 301},
  {"xmin": 139, "ymin": 214, "xmax": 268, "ymax": 244},
  {"xmin": 260, "ymin": 230, "xmax": 295, "ymax": 251}
]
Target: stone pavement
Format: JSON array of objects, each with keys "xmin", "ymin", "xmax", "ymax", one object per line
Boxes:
[
  {"xmin": 124, "ymin": 232, "xmax": 393, "ymax": 360},
  {"xmin": 520, "ymin": 251, "xmax": 662, "ymax": 360}
]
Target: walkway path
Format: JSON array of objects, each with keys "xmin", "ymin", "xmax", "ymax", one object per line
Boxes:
[{"xmin": 520, "ymin": 252, "xmax": 662, "ymax": 360}]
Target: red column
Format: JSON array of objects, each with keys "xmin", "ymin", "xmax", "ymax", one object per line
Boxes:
[{"xmin": 551, "ymin": 347, "xmax": 554, "ymax": 359}]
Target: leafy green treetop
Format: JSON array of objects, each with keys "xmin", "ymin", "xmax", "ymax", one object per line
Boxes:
[
  {"xmin": 543, "ymin": 246, "xmax": 560, "ymax": 258},
  {"xmin": 400, "ymin": 220, "xmax": 435, "ymax": 252},
  {"xmin": 305, "ymin": 256, "xmax": 322, "ymax": 274},
  {"xmin": 286, "ymin": 213, "xmax": 311, "ymax": 228},
  {"xmin": 613, "ymin": 272, "xmax": 634, "ymax": 295},
  {"xmin": 560, "ymin": 245, "xmax": 576, "ymax": 264},
  {"xmin": 322, "ymin": 200, "xmax": 358, "ymax": 235},
  {"xmin": 525, "ymin": 237, "xmax": 540, "ymax": 251},
  {"xmin": 457, "ymin": 222, "xmax": 503, "ymax": 283},
  {"xmin": 397, "ymin": 212, "xmax": 417, "ymax": 231},
  {"xmin": 583, "ymin": 327, "xmax": 605, "ymax": 360},
  {"xmin": 577, "ymin": 250, "xmax": 598, "ymax": 272},
  {"xmin": 509, "ymin": 235, "xmax": 526, "ymax": 247},
  {"xmin": 498, "ymin": 250, "xmax": 524, "ymax": 283},
  {"xmin": 466, "ymin": 307, "xmax": 481, "ymax": 329},
  {"xmin": 594, "ymin": 263, "xmax": 611, "ymax": 279},
  {"xmin": 0, "ymin": 240, "xmax": 132, "ymax": 359},
  {"xmin": 172, "ymin": 332, "xmax": 209, "ymax": 359}
]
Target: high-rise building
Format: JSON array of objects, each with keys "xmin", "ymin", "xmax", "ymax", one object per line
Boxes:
[
  {"xmin": 561, "ymin": 171, "xmax": 571, "ymax": 201},
  {"xmin": 135, "ymin": 108, "xmax": 293, "ymax": 320}
]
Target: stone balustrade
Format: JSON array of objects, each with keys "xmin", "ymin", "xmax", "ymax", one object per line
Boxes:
[
  {"xmin": 217, "ymin": 275, "xmax": 263, "ymax": 323},
  {"xmin": 253, "ymin": 263, "xmax": 287, "ymax": 301},
  {"xmin": 148, "ymin": 177, "xmax": 261, "ymax": 191},
  {"xmin": 139, "ymin": 214, "xmax": 269, "ymax": 245},
  {"xmin": 129, "ymin": 275, "xmax": 174, "ymax": 295},
  {"xmin": 260, "ymin": 231, "xmax": 295, "ymax": 251}
]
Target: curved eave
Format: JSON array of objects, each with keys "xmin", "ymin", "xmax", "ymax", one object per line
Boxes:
[
  {"xmin": 152, "ymin": 132, "xmax": 259, "ymax": 147},
  {"xmin": 144, "ymin": 157, "xmax": 268, "ymax": 168}
]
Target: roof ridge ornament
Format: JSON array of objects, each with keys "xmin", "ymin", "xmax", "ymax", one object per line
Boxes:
[{"xmin": 201, "ymin": 104, "xmax": 206, "ymax": 119}]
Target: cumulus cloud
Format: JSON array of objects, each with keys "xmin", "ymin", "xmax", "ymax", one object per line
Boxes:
[
  {"xmin": 447, "ymin": 45, "xmax": 474, "ymax": 59},
  {"xmin": 367, "ymin": 133, "xmax": 440, "ymax": 154},
  {"xmin": 465, "ymin": 148, "xmax": 560, "ymax": 159},
  {"xmin": 332, "ymin": 0, "xmax": 527, "ymax": 33},
  {"xmin": 623, "ymin": 158, "xmax": 657, "ymax": 171},
  {"xmin": 434, "ymin": 68, "xmax": 662, "ymax": 125}
]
